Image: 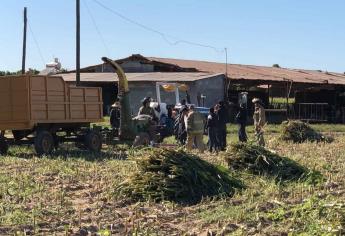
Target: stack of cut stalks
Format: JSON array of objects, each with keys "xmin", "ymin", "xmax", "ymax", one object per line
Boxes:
[
  {"xmin": 225, "ymin": 143, "xmax": 307, "ymax": 181},
  {"xmin": 280, "ymin": 120, "xmax": 333, "ymax": 143},
  {"xmin": 116, "ymin": 149, "xmax": 243, "ymax": 204}
]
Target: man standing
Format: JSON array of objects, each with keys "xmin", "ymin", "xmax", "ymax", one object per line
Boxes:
[
  {"xmin": 186, "ymin": 106, "xmax": 205, "ymax": 153},
  {"xmin": 206, "ymin": 107, "xmax": 218, "ymax": 152},
  {"xmin": 109, "ymin": 102, "xmax": 121, "ymax": 129},
  {"xmin": 235, "ymin": 103, "xmax": 248, "ymax": 142},
  {"xmin": 216, "ymin": 101, "xmax": 228, "ymax": 151},
  {"xmin": 138, "ymin": 97, "xmax": 156, "ymax": 120},
  {"xmin": 252, "ymin": 98, "xmax": 266, "ymax": 146},
  {"xmin": 175, "ymin": 106, "xmax": 188, "ymax": 145}
]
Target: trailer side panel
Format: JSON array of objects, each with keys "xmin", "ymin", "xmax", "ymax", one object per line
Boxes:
[
  {"xmin": 0, "ymin": 75, "xmax": 103, "ymax": 131},
  {"xmin": 0, "ymin": 76, "xmax": 30, "ymax": 130}
]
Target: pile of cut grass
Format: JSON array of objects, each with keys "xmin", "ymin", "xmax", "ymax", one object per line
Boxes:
[
  {"xmin": 281, "ymin": 120, "xmax": 333, "ymax": 143},
  {"xmin": 115, "ymin": 149, "xmax": 243, "ymax": 204},
  {"xmin": 225, "ymin": 143, "xmax": 308, "ymax": 181}
]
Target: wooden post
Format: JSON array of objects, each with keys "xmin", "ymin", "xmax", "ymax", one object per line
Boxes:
[
  {"xmin": 224, "ymin": 47, "xmax": 230, "ymax": 102},
  {"xmin": 286, "ymin": 81, "xmax": 289, "ymax": 107},
  {"xmin": 22, "ymin": 7, "xmax": 27, "ymax": 74},
  {"xmin": 76, "ymin": 0, "xmax": 81, "ymax": 86},
  {"xmin": 267, "ymin": 84, "xmax": 270, "ymax": 106}
]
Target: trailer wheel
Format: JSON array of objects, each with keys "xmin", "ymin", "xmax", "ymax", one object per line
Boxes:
[
  {"xmin": 12, "ymin": 130, "xmax": 26, "ymax": 141},
  {"xmin": 0, "ymin": 138, "xmax": 8, "ymax": 156},
  {"xmin": 84, "ymin": 131, "xmax": 102, "ymax": 152},
  {"xmin": 34, "ymin": 131, "xmax": 54, "ymax": 156}
]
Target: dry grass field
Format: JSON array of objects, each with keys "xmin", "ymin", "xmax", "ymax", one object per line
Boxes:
[{"xmin": 0, "ymin": 124, "xmax": 344, "ymax": 235}]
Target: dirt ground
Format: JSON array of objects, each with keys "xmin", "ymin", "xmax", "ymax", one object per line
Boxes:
[{"xmin": 0, "ymin": 127, "xmax": 344, "ymax": 235}]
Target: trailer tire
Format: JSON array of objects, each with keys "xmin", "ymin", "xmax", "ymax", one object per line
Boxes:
[
  {"xmin": 12, "ymin": 130, "xmax": 26, "ymax": 141},
  {"xmin": 34, "ymin": 131, "xmax": 54, "ymax": 156},
  {"xmin": 0, "ymin": 138, "xmax": 8, "ymax": 156},
  {"xmin": 84, "ymin": 131, "xmax": 102, "ymax": 152}
]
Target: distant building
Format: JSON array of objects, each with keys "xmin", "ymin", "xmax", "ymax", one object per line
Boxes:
[
  {"xmin": 60, "ymin": 54, "xmax": 345, "ymax": 123},
  {"xmin": 40, "ymin": 58, "xmax": 62, "ymax": 76},
  {"xmin": 59, "ymin": 72, "xmax": 225, "ymax": 114}
]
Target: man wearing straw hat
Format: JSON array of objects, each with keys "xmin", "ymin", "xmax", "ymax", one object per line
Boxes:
[
  {"xmin": 186, "ymin": 105, "xmax": 205, "ymax": 153},
  {"xmin": 252, "ymin": 98, "xmax": 266, "ymax": 146}
]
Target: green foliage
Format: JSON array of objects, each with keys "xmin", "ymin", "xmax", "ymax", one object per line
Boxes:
[
  {"xmin": 225, "ymin": 142, "xmax": 309, "ymax": 182},
  {"xmin": 271, "ymin": 97, "xmax": 295, "ymax": 104},
  {"xmin": 0, "ymin": 122, "xmax": 344, "ymax": 234},
  {"xmin": 98, "ymin": 229, "xmax": 111, "ymax": 236},
  {"xmin": 281, "ymin": 120, "xmax": 333, "ymax": 143},
  {"xmin": 0, "ymin": 70, "xmax": 20, "ymax": 76},
  {"xmin": 267, "ymin": 197, "xmax": 345, "ymax": 235},
  {"xmin": 0, "ymin": 68, "xmax": 40, "ymax": 76},
  {"xmin": 116, "ymin": 149, "xmax": 243, "ymax": 204}
]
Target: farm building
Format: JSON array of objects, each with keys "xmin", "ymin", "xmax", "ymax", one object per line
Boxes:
[
  {"xmin": 61, "ymin": 54, "xmax": 345, "ymax": 123},
  {"xmin": 59, "ymin": 71, "xmax": 225, "ymax": 115}
]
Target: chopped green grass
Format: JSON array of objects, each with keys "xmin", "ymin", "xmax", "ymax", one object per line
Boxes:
[
  {"xmin": 0, "ymin": 124, "xmax": 344, "ymax": 235},
  {"xmin": 115, "ymin": 149, "xmax": 243, "ymax": 204},
  {"xmin": 281, "ymin": 120, "xmax": 333, "ymax": 143},
  {"xmin": 224, "ymin": 142, "xmax": 311, "ymax": 182}
]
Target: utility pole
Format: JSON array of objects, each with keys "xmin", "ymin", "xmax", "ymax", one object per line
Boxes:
[
  {"xmin": 22, "ymin": 7, "xmax": 27, "ymax": 74},
  {"xmin": 76, "ymin": 0, "xmax": 81, "ymax": 86},
  {"xmin": 225, "ymin": 47, "xmax": 228, "ymax": 77},
  {"xmin": 224, "ymin": 47, "xmax": 230, "ymax": 101}
]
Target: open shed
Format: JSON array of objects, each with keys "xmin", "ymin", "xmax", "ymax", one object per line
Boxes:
[
  {"xmin": 64, "ymin": 54, "xmax": 345, "ymax": 123},
  {"xmin": 57, "ymin": 72, "xmax": 225, "ymax": 115}
]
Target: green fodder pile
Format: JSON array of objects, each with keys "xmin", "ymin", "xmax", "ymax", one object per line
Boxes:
[
  {"xmin": 225, "ymin": 143, "xmax": 308, "ymax": 181},
  {"xmin": 281, "ymin": 120, "xmax": 333, "ymax": 143},
  {"xmin": 116, "ymin": 149, "xmax": 243, "ymax": 204}
]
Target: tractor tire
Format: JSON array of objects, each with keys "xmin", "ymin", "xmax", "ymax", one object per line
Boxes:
[
  {"xmin": 34, "ymin": 131, "xmax": 54, "ymax": 156},
  {"xmin": 0, "ymin": 138, "xmax": 8, "ymax": 156},
  {"xmin": 84, "ymin": 130, "xmax": 102, "ymax": 152}
]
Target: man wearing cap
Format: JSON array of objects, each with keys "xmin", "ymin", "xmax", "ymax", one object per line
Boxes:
[
  {"xmin": 235, "ymin": 103, "xmax": 248, "ymax": 142},
  {"xmin": 252, "ymin": 98, "xmax": 266, "ymax": 146},
  {"xmin": 138, "ymin": 97, "xmax": 156, "ymax": 119},
  {"xmin": 186, "ymin": 105, "xmax": 205, "ymax": 153}
]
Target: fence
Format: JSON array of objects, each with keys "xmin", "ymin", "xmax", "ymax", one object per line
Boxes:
[{"xmin": 289, "ymin": 103, "xmax": 328, "ymax": 122}]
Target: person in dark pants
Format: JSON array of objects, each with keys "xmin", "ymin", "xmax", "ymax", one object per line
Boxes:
[
  {"xmin": 110, "ymin": 102, "xmax": 120, "ymax": 129},
  {"xmin": 175, "ymin": 106, "xmax": 189, "ymax": 145},
  {"xmin": 235, "ymin": 103, "xmax": 248, "ymax": 142},
  {"xmin": 216, "ymin": 101, "xmax": 228, "ymax": 151},
  {"xmin": 206, "ymin": 107, "xmax": 218, "ymax": 152}
]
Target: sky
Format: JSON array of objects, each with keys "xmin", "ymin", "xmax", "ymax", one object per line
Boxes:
[{"xmin": 1, "ymin": 0, "xmax": 345, "ymax": 72}]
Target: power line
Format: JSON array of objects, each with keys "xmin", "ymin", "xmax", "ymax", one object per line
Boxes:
[
  {"xmin": 91, "ymin": 0, "xmax": 225, "ymax": 53},
  {"xmin": 28, "ymin": 21, "xmax": 46, "ymax": 67},
  {"xmin": 83, "ymin": 0, "xmax": 111, "ymax": 56}
]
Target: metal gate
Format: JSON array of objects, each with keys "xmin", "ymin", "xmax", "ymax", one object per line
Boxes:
[{"xmin": 290, "ymin": 103, "xmax": 328, "ymax": 122}]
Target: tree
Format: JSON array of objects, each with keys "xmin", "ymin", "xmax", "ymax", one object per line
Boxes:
[
  {"xmin": 0, "ymin": 69, "xmax": 40, "ymax": 76},
  {"xmin": 27, "ymin": 68, "xmax": 40, "ymax": 75}
]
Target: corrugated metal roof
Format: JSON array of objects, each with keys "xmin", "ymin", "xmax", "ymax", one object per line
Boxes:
[
  {"xmin": 56, "ymin": 72, "xmax": 222, "ymax": 83},
  {"xmin": 148, "ymin": 57, "xmax": 345, "ymax": 85}
]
